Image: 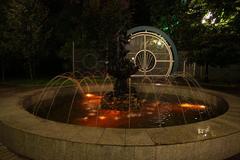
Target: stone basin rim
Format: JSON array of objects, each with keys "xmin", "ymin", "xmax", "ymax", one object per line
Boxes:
[
  {"xmin": 1, "ymin": 86, "xmax": 239, "ymax": 146},
  {"xmin": 1, "ymin": 86, "xmax": 240, "ymax": 160}
]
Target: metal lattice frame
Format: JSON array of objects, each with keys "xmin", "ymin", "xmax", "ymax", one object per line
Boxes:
[{"xmin": 127, "ymin": 26, "xmax": 178, "ymax": 77}]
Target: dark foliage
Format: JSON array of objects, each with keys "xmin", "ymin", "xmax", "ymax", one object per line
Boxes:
[{"xmin": 0, "ymin": 0, "xmax": 239, "ymax": 82}]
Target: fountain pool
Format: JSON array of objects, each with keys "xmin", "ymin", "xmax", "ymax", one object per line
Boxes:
[
  {"xmin": 24, "ymin": 75, "xmax": 228, "ymax": 129},
  {"xmin": 0, "ymin": 77, "xmax": 240, "ymax": 160}
]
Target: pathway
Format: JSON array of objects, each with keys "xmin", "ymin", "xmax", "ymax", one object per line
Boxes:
[{"xmin": 0, "ymin": 143, "xmax": 28, "ymax": 160}]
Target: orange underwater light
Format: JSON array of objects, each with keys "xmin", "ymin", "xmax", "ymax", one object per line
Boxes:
[{"xmin": 180, "ymin": 103, "xmax": 206, "ymax": 109}]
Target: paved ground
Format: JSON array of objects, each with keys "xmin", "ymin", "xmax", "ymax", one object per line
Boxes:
[
  {"xmin": 0, "ymin": 86, "xmax": 33, "ymax": 160},
  {"xmin": 0, "ymin": 143, "xmax": 28, "ymax": 160},
  {"xmin": 0, "ymin": 84, "xmax": 239, "ymax": 160}
]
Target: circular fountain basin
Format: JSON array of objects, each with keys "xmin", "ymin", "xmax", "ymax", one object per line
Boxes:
[
  {"xmin": 25, "ymin": 84, "xmax": 228, "ymax": 128},
  {"xmin": 0, "ymin": 85, "xmax": 240, "ymax": 160}
]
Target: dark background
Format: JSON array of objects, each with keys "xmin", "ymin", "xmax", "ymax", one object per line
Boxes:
[{"xmin": 0, "ymin": 0, "xmax": 239, "ymax": 82}]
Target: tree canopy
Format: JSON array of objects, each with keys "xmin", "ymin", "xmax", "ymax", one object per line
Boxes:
[
  {"xmin": 0, "ymin": 0, "xmax": 239, "ymax": 81},
  {"xmin": 147, "ymin": 0, "xmax": 240, "ymax": 80}
]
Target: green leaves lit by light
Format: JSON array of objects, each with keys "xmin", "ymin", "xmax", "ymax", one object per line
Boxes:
[
  {"xmin": 201, "ymin": 10, "xmax": 238, "ymax": 29},
  {"xmin": 187, "ymin": 0, "xmax": 207, "ymax": 14},
  {"xmin": 186, "ymin": 9, "xmax": 195, "ymax": 14},
  {"xmin": 162, "ymin": 27, "xmax": 169, "ymax": 32},
  {"xmin": 158, "ymin": 15, "xmax": 180, "ymax": 34},
  {"xmin": 215, "ymin": 11, "xmax": 238, "ymax": 28},
  {"xmin": 201, "ymin": 11, "xmax": 216, "ymax": 25}
]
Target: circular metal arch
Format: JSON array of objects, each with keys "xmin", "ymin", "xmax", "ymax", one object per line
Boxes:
[{"xmin": 127, "ymin": 26, "xmax": 178, "ymax": 76}]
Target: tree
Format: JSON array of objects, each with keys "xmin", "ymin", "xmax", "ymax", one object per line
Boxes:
[
  {"xmin": 175, "ymin": 0, "xmax": 240, "ymax": 81},
  {"xmin": 6, "ymin": 0, "xmax": 50, "ymax": 79},
  {"xmin": 0, "ymin": 0, "xmax": 8, "ymax": 81},
  {"xmin": 58, "ymin": 0, "xmax": 133, "ymax": 73},
  {"xmin": 0, "ymin": 0, "xmax": 20, "ymax": 81},
  {"xmin": 146, "ymin": 0, "xmax": 184, "ymax": 35},
  {"xmin": 130, "ymin": 0, "xmax": 151, "ymax": 25}
]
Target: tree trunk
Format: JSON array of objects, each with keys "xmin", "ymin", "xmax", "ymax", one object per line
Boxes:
[
  {"xmin": 200, "ymin": 65, "xmax": 203, "ymax": 80},
  {"xmin": 1, "ymin": 61, "xmax": 5, "ymax": 81},
  {"xmin": 204, "ymin": 63, "xmax": 209, "ymax": 82},
  {"xmin": 28, "ymin": 61, "xmax": 33, "ymax": 80}
]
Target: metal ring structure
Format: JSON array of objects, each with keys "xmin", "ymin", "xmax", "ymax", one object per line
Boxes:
[{"xmin": 127, "ymin": 26, "xmax": 178, "ymax": 77}]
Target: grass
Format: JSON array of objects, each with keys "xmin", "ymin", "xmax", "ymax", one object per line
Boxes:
[
  {"xmin": 0, "ymin": 78, "xmax": 51, "ymax": 87},
  {"xmin": 0, "ymin": 76, "xmax": 114, "ymax": 88}
]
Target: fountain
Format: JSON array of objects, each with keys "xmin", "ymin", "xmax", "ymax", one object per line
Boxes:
[
  {"xmin": 26, "ymin": 29, "xmax": 227, "ymax": 128},
  {"xmin": 24, "ymin": 73, "xmax": 228, "ymax": 129},
  {"xmin": 0, "ymin": 26, "xmax": 240, "ymax": 160}
]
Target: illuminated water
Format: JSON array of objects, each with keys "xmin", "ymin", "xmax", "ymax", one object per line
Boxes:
[{"xmin": 26, "ymin": 81, "xmax": 228, "ymax": 128}]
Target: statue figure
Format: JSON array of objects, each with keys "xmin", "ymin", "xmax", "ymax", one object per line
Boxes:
[{"xmin": 101, "ymin": 31, "xmax": 139, "ymax": 110}]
